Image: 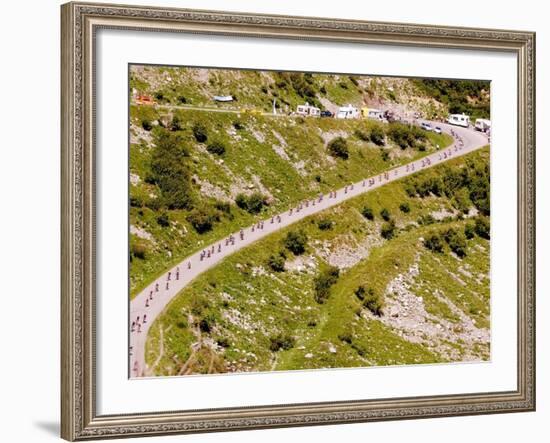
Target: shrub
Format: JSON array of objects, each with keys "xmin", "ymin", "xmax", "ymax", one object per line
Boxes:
[
  {"xmin": 464, "ymin": 222, "xmax": 476, "ymax": 239},
  {"xmin": 313, "ymin": 266, "xmax": 340, "ymax": 304},
  {"xmin": 442, "ymin": 228, "xmax": 468, "ymax": 257},
  {"xmin": 317, "ymin": 219, "xmax": 333, "ymax": 230},
  {"xmin": 131, "ymin": 241, "xmax": 148, "ymax": 260},
  {"xmin": 370, "ymin": 124, "xmax": 386, "ymax": 146},
  {"xmin": 338, "ymin": 331, "xmax": 353, "ymax": 344},
  {"xmin": 356, "ymin": 286, "xmax": 384, "ymax": 316},
  {"xmin": 177, "ymin": 95, "xmax": 187, "ymax": 104},
  {"xmin": 267, "ymin": 253, "xmax": 286, "ymax": 272},
  {"xmin": 380, "ymin": 149, "xmax": 390, "ymax": 162},
  {"xmin": 361, "ymin": 206, "xmax": 374, "ymax": 220},
  {"xmin": 424, "ymin": 233, "xmax": 444, "ymax": 253},
  {"xmin": 327, "ymin": 137, "xmax": 349, "ymax": 159},
  {"xmin": 233, "ymin": 120, "xmax": 245, "ymax": 130},
  {"xmin": 380, "ymin": 220, "xmax": 396, "ymax": 240},
  {"xmin": 156, "ymin": 212, "xmax": 170, "ymax": 227},
  {"xmin": 314, "ymin": 174, "xmax": 322, "ymax": 183},
  {"xmin": 130, "ymin": 194, "xmax": 145, "ymax": 208},
  {"xmin": 186, "ymin": 208, "xmax": 217, "ymax": 233},
  {"xmin": 192, "ymin": 122, "xmax": 208, "ymax": 143},
  {"xmin": 417, "ymin": 214, "xmax": 436, "ymax": 226},
  {"xmin": 380, "ymin": 208, "xmax": 391, "ymax": 221},
  {"xmin": 216, "ymin": 337, "xmax": 231, "ymax": 348},
  {"xmin": 474, "ymin": 216, "xmax": 490, "ymax": 239},
  {"xmin": 170, "ymin": 115, "xmax": 182, "ymax": 131},
  {"xmin": 387, "ymin": 122, "xmax": 426, "ymax": 149},
  {"xmin": 284, "ymin": 230, "xmax": 308, "ymax": 255},
  {"xmin": 235, "ymin": 193, "xmax": 267, "ymax": 214},
  {"xmin": 150, "ymin": 131, "xmax": 193, "ymax": 209},
  {"xmin": 141, "ymin": 119, "xmax": 153, "ymax": 131},
  {"xmin": 206, "ymin": 140, "xmax": 226, "ymax": 156},
  {"xmin": 214, "ymin": 200, "xmax": 232, "ymax": 215},
  {"xmin": 354, "ymin": 129, "xmax": 369, "ymax": 141},
  {"xmin": 399, "ymin": 202, "xmax": 411, "ymax": 213},
  {"xmin": 199, "ymin": 314, "xmax": 216, "ymax": 334},
  {"xmin": 269, "ymin": 334, "xmax": 295, "ymax": 352}
]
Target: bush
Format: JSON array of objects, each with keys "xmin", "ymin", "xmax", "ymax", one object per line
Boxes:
[
  {"xmin": 131, "ymin": 241, "xmax": 148, "ymax": 260},
  {"xmin": 214, "ymin": 200, "xmax": 231, "ymax": 214},
  {"xmin": 380, "ymin": 149, "xmax": 390, "ymax": 162},
  {"xmin": 380, "ymin": 208, "xmax": 391, "ymax": 221},
  {"xmin": 354, "ymin": 129, "xmax": 369, "ymax": 141},
  {"xmin": 284, "ymin": 230, "xmax": 308, "ymax": 255},
  {"xmin": 356, "ymin": 286, "xmax": 384, "ymax": 316},
  {"xmin": 417, "ymin": 214, "xmax": 436, "ymax": 226},
  {"xmin": 233, "ymin": 120, "xmax": 245, "ymax": 130},
  {"xmin": 156, "ymin": 212, "xmax": 170, "ymax": 227},
  {"xmin": 170, "ymin": 115, "xmax": 182, "ymax": 131},
  {"xmin": 199, "ymin": 314, "xmax": 216, "ymax": 334},
  {"xmin": 399, "ymin": 202, "xmax": 411, "ymax": 213},
  {"xmin": 150, "ymin": 131, "xmax": 193, "ymax": 209},
  {"xmin": 387, "ymin": 122, "xmax": 426, "ymax": 149},
  {"xmin": 186, "ymin": 208, "xmax": 217, "ymax": 233},
  {"xmin": 474, "ymin": 216, "xmax": 490, "ymax": 239},
  {"xmin": 192, "ymin": 122, "xmax": 208, "ymax": 143},
  {"xmin": 267, "ymin": 253, "xmax": 286, "ymax": 272},
  {"xmin": 380, "ymin": 220, "xmax": 396, "ymax": 240},
  {"xmin": 269, "ymin": 334, "xmax": 295, "ymax": 352},
  {"xmin": 327, "ymin": 137, "xmax": 349, "ymax": 159},
  {"xmin": 338, "ymin": 331, "xmax": 353, "ymax": 344},
  {"xmin": 370, "ymin": 124, "xmax": 386, "ymax": 146},
  {"xmin": 313, "ymin": 266, "xmax": 340, "ymax": 304},
  {"xmin": 206, "ymin": 140, "xmax": 226, "ymax": 156},
  {"xmin": 141, "ymin": 119, "xmax": 153, "ymax": 131},
  {"xmin": 424, "ymin": 233, "xmax": 444, "ymax": 253},
  {"xmin": 464, "ymin": 223, "xmax": 475, "ymax": 239},
  {"xmin": 235, "ymin": 192, "xmax": 267, "ymax": 214},
  {"xmin": 177, "ymin": 95, "xmax": 187, "ymax": 104},
  {"xmin": 361, "ymin": 206, "xmax": 374, "ymax": 220},
  {"xmin": 442, "ymin": 228, "xmax": 468, "ymax": 257},
  {"xmin": 317, "ymin": 219, "xmax": 333, "ymax": 230}
]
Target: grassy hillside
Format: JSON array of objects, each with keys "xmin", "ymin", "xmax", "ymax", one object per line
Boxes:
[
  {"xmin": 129, "ymin": 104, "xmax": 452, "ymax": 297},
  {"xmin": 144, "ymin": 147, "xmax": 490, "ymax": 376}
]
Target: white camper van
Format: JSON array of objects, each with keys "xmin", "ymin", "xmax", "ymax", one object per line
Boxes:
[
  {"xmin": 336, "ymin": 104, "xmax": 360, "ymax": 119},
  {"xmin": 474, "ymin": 118, "xmax": 491, "ymax": 133},
  {"xmin": 447, "ymin": 113, "xmax": 470, "ymax": 128},
  {"xmin": 296, "ymin": 103, "xmax": 321, "ymax": 117}
]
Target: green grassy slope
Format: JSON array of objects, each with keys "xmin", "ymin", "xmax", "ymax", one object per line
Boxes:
[
  {"xmin": 129, "ymin": 104, "xmax": 451, "ymax": 297},
  {"xmin": 145, "ymin": 148, "xmax": 490, "ymax": 376}
]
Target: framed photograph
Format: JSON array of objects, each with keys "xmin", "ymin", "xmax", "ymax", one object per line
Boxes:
[{"xmin": 61, "ymin": 1, "xmax": 536, "ymax": 440}]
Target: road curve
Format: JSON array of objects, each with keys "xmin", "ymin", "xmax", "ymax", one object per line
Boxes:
[{"xmin": 129, "ymin": 121, "xmax": 488, "ymax": 377}]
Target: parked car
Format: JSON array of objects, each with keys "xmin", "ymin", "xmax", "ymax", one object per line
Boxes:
[
  {"xmin": 421, "ymin": 122, "xmax": 433, "ymax": 131},
  {"xmin": 320, "ymin": 110, "xmax": 333, "ymax": 118},
  {"xmin": 434, "ymin": 126, "xmax": 442, "ymax": 134}
]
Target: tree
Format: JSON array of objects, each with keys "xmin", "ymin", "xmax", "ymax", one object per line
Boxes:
[
  {"xmin": 141, "ymin": 119, "xmax": 153, "ymax": 131},
  {"xmin": 464, "ymin": 223, "xmax": 475, "ymax": 239},
  {"xmin": 317, "ymin": 219, "xmax": 333, "ymax": 230},
  {"xmin": 380, "ymin": 208, "xmax": 391, "ymax": 221},
  {"xmin": 314, "ymin": 266, "xmax": 340, "ymax": 304},
  {"xmin": 186, "ymin": 208, "xmax": 217, "ymax": 233},
  {"xmin": 206, "ymin": 140, "xmax": 226, "ymax": 156},
  {"xmin": 150, "ymin": 131, "xmax": 193, "ymax": 209},
  {"xmin": 192, "ymin": 122, "xmax": 208, "ymax": 143},
  {"xmin": 424, "ymin": 233, "xmax": 444, "ymax": 253},
  {"xmin": 474, "ymin": 216, "xmax": 490, "ymax": 239},
  {"xmin": 156, "ymin": 212, "xmax": 170, "ymax": 227},
  {"xmin": 370, "ymin": 124, "xmax": 386, "ymax": 146},
  {"xmin": 361, "ymin": 206, "xmax": 374, "ymax": 220},
  {"xmin": 267, "ymin": 253, "xmax": 286, "ymax": 272},
  {"xmin": 399, "ymin": 202, "xmax": 411, "ymax": 213},
  {"xmin": 235, "ymin": 193, "xmax": 267, "ymax": 214},
  {"xmin": 284, "ymin": 230, "xmax": 308, "ymax": 255},
  {"xmin": 327, "ymin": 137, "xmax": 349, "ymax": 159},
  {"xmin": 380, "ymin": 220, "xmax": 396, "ymax": 240}
]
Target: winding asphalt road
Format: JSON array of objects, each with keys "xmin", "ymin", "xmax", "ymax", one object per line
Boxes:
[{"xmin": 129, "ymin": 121, "xmax": 489, "ymax": 377}]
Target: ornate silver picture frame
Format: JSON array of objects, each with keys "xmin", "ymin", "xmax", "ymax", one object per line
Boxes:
[{"xmin": 61, "ymin": 1, "xmax": 535, "ymax": 440}]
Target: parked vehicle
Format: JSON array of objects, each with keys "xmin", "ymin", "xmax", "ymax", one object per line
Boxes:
[
  {"xmin": 474, "ymin": 118, "xmax": 491, "ymax": 133},
  {"xmin": 213, "ymin": 95, "xmax": 234, "ymax": 102},
  {"xmin": 361, "ymin": 107, "xmax": 384, "ymax": 121},
  {"xmin": 421, "ymin": 122, "xmax": 433, "ymax": 131},
  {"xmin": 434, "ymin": 126, "xmax": 442, "ymax": 134},
  {"xmin": 296, "ymin": 102, "xmax": 321, "ymax": 117},
  {"xmin": 336, "ymin": 104, "xmax": 360, "ymax": 119},
  {"xmin": 447, "ymin": 113, "xmax": 470, "ymax": 128},
  {"xmin": 320, "ymin": 110, "xmax": 334, "ymax": 118}
]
